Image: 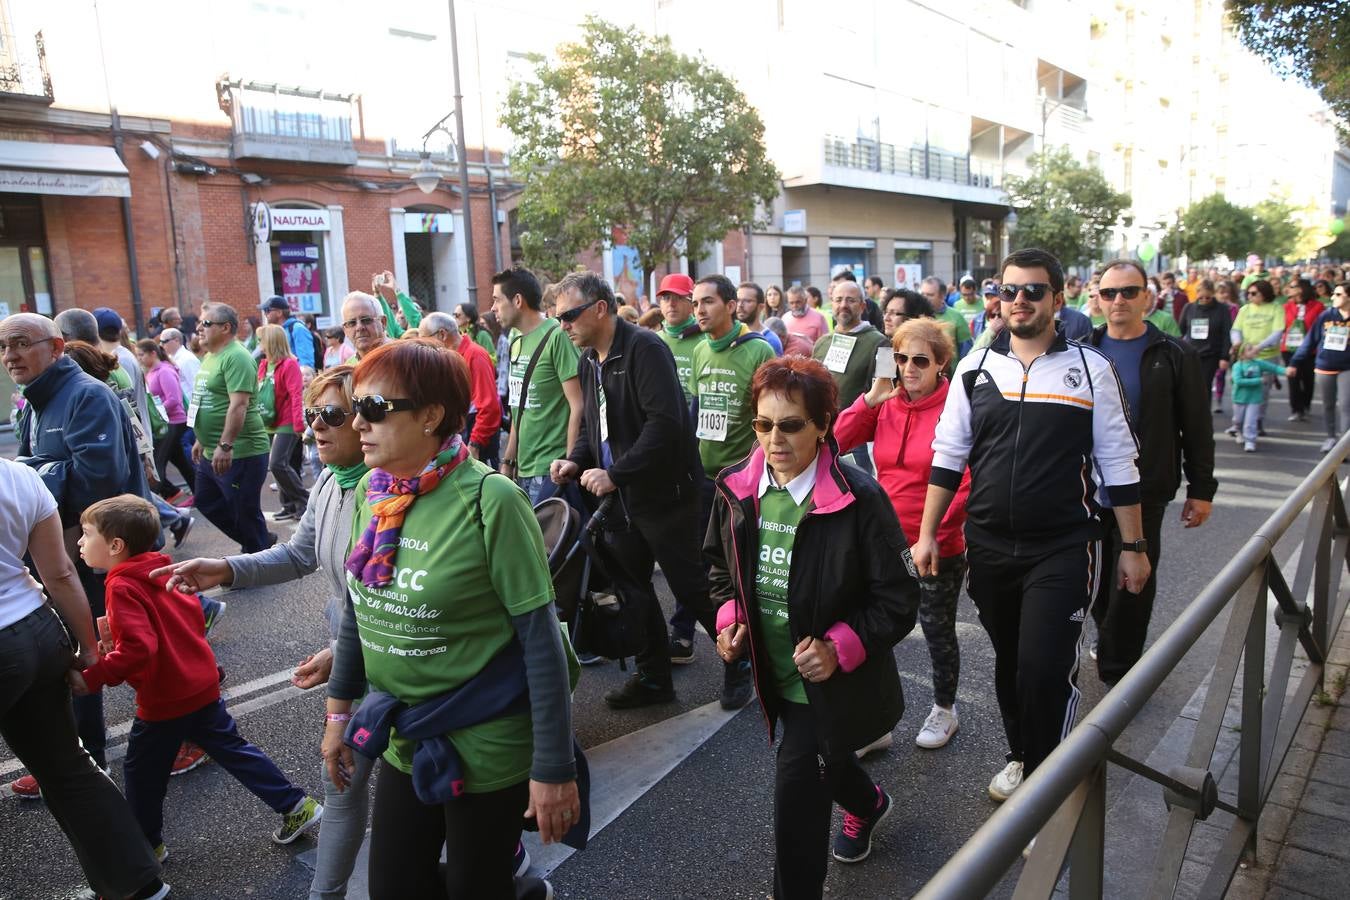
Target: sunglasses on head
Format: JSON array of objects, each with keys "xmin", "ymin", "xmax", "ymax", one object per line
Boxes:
[
  {"xmin": 305, "ymin": 404, "xmax": 354, "ymax": 428},
  {"xmin": 351, "ymin": 394, "xmax": 416, "ymax": 423},
  {"xmin": 996, "ymin": 283, "xmax": 1052, "ymax": 302},
  {"xmin": 751, "ymin": 416, "xmax": 809, "ymax": 434},
  {"xmin": 557, "ymin": 297, "xmax": 602, "ymax": 324},
  {"xmin": 1098, "ymin": 286, "xmax": 1145, "ymax": 301},
  {"xmin": 894, "ymin": 352, "xmax": 932, "ymax": 370}
]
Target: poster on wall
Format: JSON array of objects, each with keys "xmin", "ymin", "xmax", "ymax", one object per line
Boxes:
[
  {"xmin": 894, "ymin": 264, "xmax": 923, "ymax": 291},
  {"xmin": 280, "ymin": 244, "xmax": 324, "ymax": 314},
  {"xmin": 611, "ymin": 245, "xmax": 644, "ymax": 303}
]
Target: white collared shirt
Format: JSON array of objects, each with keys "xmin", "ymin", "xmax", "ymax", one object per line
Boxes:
[{"xmin": 757, "ymin": 451, "xmax": 818, "ymax": 507}]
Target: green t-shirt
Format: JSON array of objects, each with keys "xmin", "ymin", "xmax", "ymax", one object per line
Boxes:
[
  {"xmin": 473, "ymin": 329, "xmax": 497, "ymax": 365},
  {"xmin": 756, "ymin": 484, "xmax": 810, "ymax": 704},
  {"xmin": 658, "ymin": 323, "xmax": 705, "ymax": 402},
  {"xmin": 811, "ymin": 325, "xmax": 887, "ymax": 410},
  {"xmin": 1233, "ymin": 302, "xmax": 1283, "ymax": 360},
  {"xmin": 346, "ymin": 461, "xmax": 555, "ymax": 790},
  {"xmin": 508, "ymin": 320, "xmax": 580, "ymax": 477},
  {"xmin": 951, "ymin": 298, "xmax": 984, "ymax": 332},
  {"xmin": 691, "ymin": 324, "xmax": 776, "ymax": 477},
  {"xmin": 187, "ymin": 340, "xmax": 269, "ymax": 458},
  {"xmin": 934, "ymin": 305, "xmax": 973, "ymax": 358},
  {"xmin": 1146, "ymin": 310, "xmax": 1182, "ymax": 338}
]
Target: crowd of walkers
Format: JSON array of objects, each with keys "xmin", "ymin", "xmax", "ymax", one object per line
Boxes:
[{"xmin": 0, "ymin": 249, "xmax": 1344, "ymax": 899}]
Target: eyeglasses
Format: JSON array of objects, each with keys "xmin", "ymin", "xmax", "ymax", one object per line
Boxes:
[
  {"xmin": 305, "ymin": 404, "xmax": 354, "ymax": 427},
  {"xmin": 1098, "ymin": 286, "xmax": 1145, "ymax": 301},
  {"xmin": 751, "ymin": 416, "xmax": 809, "ymax": 434},
  {"xmin": 557, "ymin": 298, "xmax": 602, "ymax": 324},
  {"xmin": 996, "ymin": 283, "xmax": 1052, "ymax": 302},
  {"xmin": 894, "ymin": 352, "xmax": 932, "ymax": 370},
  {"xmin": 343, "ymin": 315, "xmax": 378, "ymax": 330},
  {"xmin": 1247, "ymin": 290, "xmax": 1261, "ymax": 297},
  {"xmin": 201, "ymin": 320, "xmax": 230, "ymax": 328},
  {"xmin": 0, "ymin": 336, "xmax": 53, "ymax": 353},
  {"xmin": 352, "ymin": 394, "xmax": 416, "ymax": 423}
]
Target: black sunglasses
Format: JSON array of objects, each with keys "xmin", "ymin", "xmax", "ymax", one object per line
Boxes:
[
  {"xmin": 895, "ymin": 352, "xmax": 932, "ymax": 370},
  {"xmin": 557, "ymin": 297, "xmax": 602, "ymax": 324},
  {"xmin": 1099, "ymin": 286, "xmax": 1145, "ymax": 301},
  {"xmin": 305, "ymin": 404, "xmax": 354, "ymax": 428},
  {"xmin": 751, "ymin": 416, "xmax": 809, "ymax": 434},
  {"xmin": 996, "ymin": 283, "xmax": 1053, "ymax": 302},
  {"xmin": 352, "ymin": 394, "xmax": 416, "ymax": 423}
]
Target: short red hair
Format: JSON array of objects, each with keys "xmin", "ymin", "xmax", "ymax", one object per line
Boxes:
[
  {"xmin": 750, "ymin": 356, "xmax": 839, "ymax": 433},
  {"xmin": 353, "ymin": 338, "xmax": 469, "ymax": 438}
]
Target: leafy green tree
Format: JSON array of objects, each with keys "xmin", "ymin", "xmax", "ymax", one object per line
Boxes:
[
  {"xmin": 1003, "ymin": 148, "xmax": 1131, "ymax": 267},
  {"xmin": 1251, "ymin": 198, "xmax": 1303, "ymax": 261},
  {"xmin": 501, "ymin": 18, "xmax": 781, "ymax": 281},
  {"xmin": 1229, "ymin": 2, "xmax": 1350, "ymax": 130},
  {"xmin": 1162, "ymin": 193, "xmax": 1257, "ymax": 262}
]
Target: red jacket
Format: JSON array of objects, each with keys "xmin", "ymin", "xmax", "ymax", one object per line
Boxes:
[
  {"xmin": 258, "ymin": 355, "xmax": 304, "ymax": 431},
  {"xmin": 458, "ymin": 333, "xmax": 502, "ymax": 447},
  {"xmin": 1283, "ymin": 299, "xmax": 1326, "ymax": 354},
  {"xmin": 81, "ymin": 551, "xmax": 220, "ymax": 721},
  {"xmin": 833, "ymin": 379, "xmax": 971, "ymax": 557}
]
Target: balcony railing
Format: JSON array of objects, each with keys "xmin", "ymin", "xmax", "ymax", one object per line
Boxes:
[
  {"xmin": 0, "ymin": 31, "xmax": 53, "ymax": 104},
  {"xmin": 217, "ymin": 78, "xmax": 358, "ymax": 166},
  {"xmin": 822, "ymin": 136, "xmax": 1001, "ymax": 189}
]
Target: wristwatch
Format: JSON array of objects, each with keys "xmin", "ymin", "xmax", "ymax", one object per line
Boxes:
[
  {"xmin": 1121, "ymin": 539, "xmax": 1148, "ymax": 553},
  {"xmin": 218, "ymin": 441, "xmax": 234, "ymax": 452}
]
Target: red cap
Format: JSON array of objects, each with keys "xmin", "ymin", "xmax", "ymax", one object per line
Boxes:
[{"xmin": 657, "ymin": 273, "xmax": 695, "ymax": 297}]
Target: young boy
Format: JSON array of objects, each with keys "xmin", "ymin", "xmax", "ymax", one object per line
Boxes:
[
  {"xmin": 1226, "ymin": 345, "xmax": 1287, "ymax": 452},
  {"xmin": 68, "ymin": 495, "xmax": 322, "ymax": 861}
]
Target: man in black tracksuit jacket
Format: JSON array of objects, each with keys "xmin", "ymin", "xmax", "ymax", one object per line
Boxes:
[
  {"xmin": 550, "ymin": 273, "xmax": 729, "ymax": 710},
  {"xmin": 1090, "ymin": 262, "xmax": 1218, "ymax": 685}
]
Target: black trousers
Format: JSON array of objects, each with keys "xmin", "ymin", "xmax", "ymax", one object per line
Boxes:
[
  {"xmin": 1091, "ymin": 501, "xmax": 1167, "ymax": 684},
  {"xmin": 670, "ymin": 475, "xmax": 719, "ymax": 640},
  {"xmin": 966, "ymin": 540, "xmax": 1101, "ymax": 775},
  {"xmin": 601, "ymin": 487, "xmax": 715, "ymax": 681},
  {"xmin": 773, "ymin": 701, "xmax": 880, "ymax": 900},
  {"xmin": 1198, "ymin": 356, "xmax": 1222, "ymax": 408},
  {"xmin": 1284, "ymin": 350, "xmax": 1317, "ymax": 415},
  {"xmin": 367, "ymin": 763, "xmax": 528, "ymax": 900},
  {"xmin": 152, "ymin": 422, "xmax": 195, "ymax": 496}
]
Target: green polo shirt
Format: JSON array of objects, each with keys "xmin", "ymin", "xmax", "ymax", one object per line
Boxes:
[{"xmin": 187, "ymin": 340, "xmax": 269, "ymax": 459}]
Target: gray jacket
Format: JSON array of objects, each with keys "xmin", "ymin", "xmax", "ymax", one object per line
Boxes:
[{"xmin": 226, "ymin": 468, "xmax": 356, "ymax": 640}]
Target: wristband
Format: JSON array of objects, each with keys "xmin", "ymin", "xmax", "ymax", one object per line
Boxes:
[
  {"xmin": 325, "ymin": 713, "xmax": 352, "ymax": 724},
  {"xmin": 502, "ymin": 458, "xmax": 517, "ymax": 469}
]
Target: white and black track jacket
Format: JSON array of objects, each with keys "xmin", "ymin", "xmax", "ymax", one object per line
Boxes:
[{"xmin": 929, "ymin": 327, "xmax": 1141, "ymax": 557}]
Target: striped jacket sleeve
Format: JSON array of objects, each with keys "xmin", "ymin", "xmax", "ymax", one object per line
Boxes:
[
  {"xmin": 1088, "ymin": 351, "xmax": 1142, "ymax": 507},
  {"xmin": 928, "ymin": 355, "xmax": 978, "ymax": 490}
]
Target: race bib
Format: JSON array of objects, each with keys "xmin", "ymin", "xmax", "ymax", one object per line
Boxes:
[
  {"xmin": 121, "ymin": 398, "xmax": 153, "ymax": 458},
  {"xmin": 508, "ymin": 374, "xmax": 523, "ymax": 409},
  {"xmin": 1287, "ymin": 325, "xmax": 1305, "ymax": 349},
  {"xmin": 597, "ymin": 379, "xmax": 609, "ymax": 445},
  {"xmin": 1325, "ymin": 327, "xmax": 1348, "ymax": 352},
  {"xmin": 1190, "ymin": 318, "xmax": 1209, "ymax": 341},
  {"xmin": 696, "ymin": 392, "xmax": 729, "ymax": 442},
  {"xmin": 185, "ymin": 388, "xmax": 201, "ymax": 429},
  {"xmin": 823, "ymin": 333, "xmax": 857, "ymax": 374}
]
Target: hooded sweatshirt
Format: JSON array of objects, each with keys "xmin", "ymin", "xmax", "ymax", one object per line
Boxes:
[
  {"xmin": 833, "ymin": 379, "xmax": 971, "ymax": 557},
  {"xmin": 81, "ymin": 551, "xmax": 220, "ymax": 721}
]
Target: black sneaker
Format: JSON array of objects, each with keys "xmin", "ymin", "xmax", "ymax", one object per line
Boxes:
[
  {"xmin": 604, "ymin": 673, "xmax": 675, "ymax": 709},
  {"xmin": 832, "ymin": 787, "xmax": 893, "ymax": 863},
  {"xmin": 169, "ymin": 514, "xmax": 194, "ymax": 548},
  {"xmin": 668, "ymin": 634, "xmax": 694, "ymax": 665},
  {"xmin": 720, "ymin": 659, "xmax": 753, "ymax": 710},
  {"xmin": 514, "ymin": 875, "xmax": 553, "ymax": 900}
]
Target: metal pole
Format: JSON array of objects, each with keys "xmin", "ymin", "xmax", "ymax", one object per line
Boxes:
[{"xmin": 449, "ymin": 0, "xmax": 477, "ymax": 302}]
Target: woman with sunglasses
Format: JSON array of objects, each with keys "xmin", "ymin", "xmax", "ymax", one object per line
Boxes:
[
  {"xmin": 709, "ymin": 356, "xmax": 918, "ymax": 899},
  {"xmin": 153, "ymin": 364, "xmax": 380, "ymax": 899},
  {"xmin": 327, "ymin": 340, "xmax": 573, "ymax": 900},
  {"xmin": 1287, "ymin": 282, "xmax": 1350, "ymax": 453},
  {"xmin": 835, "ymin": 318, "xmax": 970, "ymax": 753}
]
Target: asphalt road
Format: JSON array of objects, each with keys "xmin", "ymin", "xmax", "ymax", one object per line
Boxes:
[{"xmin": 0, "ymin": 385, "xmax": 1333, "ymax": 900}]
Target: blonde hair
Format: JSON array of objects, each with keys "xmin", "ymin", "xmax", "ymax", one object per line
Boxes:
[
  {"xmin": 892, "ymin": 317, "xmax": 955, "ymax": 370},
  {"xmin": 303, "ymin": 363, "xmax": 355, "ymax": 406},
  {"xmin": 257, "ymin": 323, "xmax": 294, "ymax": 361}
]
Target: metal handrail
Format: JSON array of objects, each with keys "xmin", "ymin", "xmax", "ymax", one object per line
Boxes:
[{"xmin": 917, "ymin": 432, "xmax": 1350, "ymax": 899}]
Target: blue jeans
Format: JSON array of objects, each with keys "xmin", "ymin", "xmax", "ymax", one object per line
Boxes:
[
  {"xmin": 194, "ymin": 452, "xmax": 272, "ymax": 553},
  {"xmin": 124, "ymin": 698, "xmax": 305, "ymax": 846},
  {"xmin": 0, "ymin": 606, "xmax": 160, "ymax": 897}
]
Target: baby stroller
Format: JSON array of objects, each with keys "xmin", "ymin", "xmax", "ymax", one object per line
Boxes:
[{"xmin": 533, "ymin": 494, "xmax": 645, "ymax": 667}]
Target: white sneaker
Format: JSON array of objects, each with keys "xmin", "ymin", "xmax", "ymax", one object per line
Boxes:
[
  {"xmin": 1023, "ymin": 836, "xmax": 1036, "ymax": 859},
  {"xmin": 1320, "ymin": 438, "xmax": 1337, "ymax": 453},
  {"xmin": 989, "ymin": 760, "xmax": 1024, "ymax": 802},
  {"xmin": 915, "ymin": 705, "xmax": 959, "ymax": 749},
  {"xmin": 854, "ymin": 731, "xmax": 894, "ymax": 758},
  {"xmin": 1244, "ymin": 441, "xmax": 1256, "ymax": 453}
]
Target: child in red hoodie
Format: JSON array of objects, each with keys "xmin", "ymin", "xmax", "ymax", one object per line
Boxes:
[{"xmin": 69, "ymin": 494, "xmax": 322, "ymax": 861}]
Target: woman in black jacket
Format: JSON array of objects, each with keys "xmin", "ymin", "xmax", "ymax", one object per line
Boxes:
[{"xmin": 708, "ymin": 356, "xmax": 919, "ymax": 900}]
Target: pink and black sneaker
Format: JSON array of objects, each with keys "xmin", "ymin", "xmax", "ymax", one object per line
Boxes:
[{"xmin": 832, "ymin": 786, "xmax": 893, "ymax": 863}]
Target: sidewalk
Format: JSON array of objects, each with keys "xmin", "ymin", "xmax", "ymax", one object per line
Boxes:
[{"xmin": 1227, "ymin": 606, "xmax": 1350, "ymax": 900}]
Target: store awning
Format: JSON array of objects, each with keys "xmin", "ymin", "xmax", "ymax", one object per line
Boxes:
[{"xmin": 0, "ymin": 140, "xmax": 131, "ymax": 198}]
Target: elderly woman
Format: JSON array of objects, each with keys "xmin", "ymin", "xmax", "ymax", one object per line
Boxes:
[
  {"xmin": 256, "ymin": 324, "xmax": 307, "ymax": 521},
  {"xmin": 324, "ymin": 340, "xmax": 575, "ymax": 900},
  {"xmin": 835, "ymin": 319, "xmax": 971, "ymax": 752},
  {"xmin": 709, "ymin": 356, "xmax": 918, "ymax": 899},
  {"xmin": 154, "ymin": 364, "xmax": 379, "ymax": 900}
]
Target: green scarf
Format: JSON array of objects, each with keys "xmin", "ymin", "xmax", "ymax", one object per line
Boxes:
[
  {"xmin": 328, "ymin": 461, "xmax": 369, "ymax": 490},
  {"xmin": 662, "ymin": 315, "xmax": 697, "ymax": 338},
  {"xmin": 706, "ymin": 322, "xmax": 746, "ymax": 353}
]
